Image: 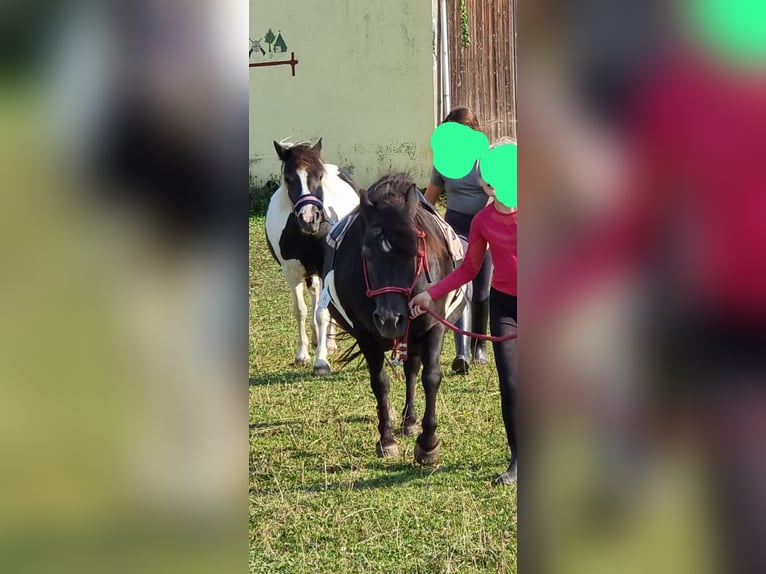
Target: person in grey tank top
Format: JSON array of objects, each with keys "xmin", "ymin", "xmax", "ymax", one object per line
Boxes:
[{"xmin": 425, "ymin": 107, "xmax": 493, "ymax": 374}]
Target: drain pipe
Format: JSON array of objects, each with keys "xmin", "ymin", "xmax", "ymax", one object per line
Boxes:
[
  {"xmin": 439, "ymin": 0, "xmax": 451, "ymax": 117},
  {"xmin": 511, "ymin": 0, "xmax": 517, "ymax": 138}
]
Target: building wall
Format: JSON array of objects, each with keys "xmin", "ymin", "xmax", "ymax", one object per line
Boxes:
[
  {"xmin": 446, "ymin": 0, "xmax": 516, "ymax": 142},
  {"xmin": 250, "ymin": 0, "xmax": 436, "ymax": 188}
]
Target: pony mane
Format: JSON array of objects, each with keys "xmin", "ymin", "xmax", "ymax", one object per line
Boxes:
[
  {"xmin": 366, "ymin": 173, "xmax": 446, "ymax": 259},
  {"xmin": 279, "ymin": 141, "xmax": 324, "ymax": 174},
  {"xmin": 275, "ymin": 136, "xmax": 315, "ymax": 148}
]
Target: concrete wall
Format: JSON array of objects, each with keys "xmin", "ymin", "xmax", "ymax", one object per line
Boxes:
[{"xmin": 250, "ymin": 0, "xmax": 436, "ymax": 188}]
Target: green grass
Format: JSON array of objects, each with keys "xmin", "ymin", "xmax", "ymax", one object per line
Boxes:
[{"xmin": 250, "ymin": 216, "xmax": 517, "ymax": 573}]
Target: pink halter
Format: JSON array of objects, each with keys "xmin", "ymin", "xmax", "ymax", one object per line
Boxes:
[{"xmin": 362, "ymin": 230, "xmax": 429, "ymax": 364}]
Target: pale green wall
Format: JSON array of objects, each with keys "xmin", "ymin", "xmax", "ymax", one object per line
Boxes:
[{"xmin": 250, "ymin": 0, "xmax": 436, "ymax": 188}]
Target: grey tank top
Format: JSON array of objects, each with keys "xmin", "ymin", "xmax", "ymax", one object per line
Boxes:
[{"xmin": 429, "ymin": 164, "xmax": 489, "ymax": 216}]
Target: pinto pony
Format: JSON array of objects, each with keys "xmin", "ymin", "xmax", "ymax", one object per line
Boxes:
[
  {"xmin": 265, "ymin": 139, "xmax": 359, "ymax": 375},
  {"xmin": 322, "ymin": 173, "xmax": 466, "ymax": 464}
]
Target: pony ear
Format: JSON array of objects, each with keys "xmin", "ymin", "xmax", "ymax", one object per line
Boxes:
[
  {"xmin": 312, "ymin": 138, "xmax": 323, "ymax": 154},
  {"xmin": 360, "ymin": 188, "xmax": 373, "ymax": 221},
  {"xmin": 405, "ymin": 183, "xmax": 420, "ymax": 218},
  {"xmin": 273, "ymin": 140, "xmax": 289, "ymax": 161}
]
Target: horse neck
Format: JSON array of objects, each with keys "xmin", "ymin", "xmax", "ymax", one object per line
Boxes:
[{"xmin": 321, "ymin": 164, "xmax": 359, "ymax": 218}]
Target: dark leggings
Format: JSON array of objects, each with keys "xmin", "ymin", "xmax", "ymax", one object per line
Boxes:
[
  {"xmin": 490, "ymin": 288, "xmax": 517, "ymax": 460},
  {"xmin": 445, "ymin": 210, "xmax": 492, "ymax": 303}
]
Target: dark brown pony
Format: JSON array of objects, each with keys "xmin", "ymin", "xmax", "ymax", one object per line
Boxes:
[{"xmin": 322, "ymin": 173, "xmax": 466, "ymax": 464}]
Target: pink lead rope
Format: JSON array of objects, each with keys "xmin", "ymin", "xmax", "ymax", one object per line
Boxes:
[
  {"xmin": 363, "ymin": 230, "xmax": 517, "ymax": 365},
  {"xmin": 422, "ymin": 306, "xmax": 517, "ymax": 342}
]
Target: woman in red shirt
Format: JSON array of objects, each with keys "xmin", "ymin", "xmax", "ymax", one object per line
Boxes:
[{"xmin": 410, "ymin": 162, "xmax": 518, "ymax": 485}]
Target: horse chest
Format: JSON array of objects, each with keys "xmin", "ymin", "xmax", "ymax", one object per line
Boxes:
[
  {"xmin": 266, "ymin": 210, "xmax": 325, "ymax": 278},
  {"xmin": 265, "ymin": 169, "xmax": 358, "ymax": 286}
]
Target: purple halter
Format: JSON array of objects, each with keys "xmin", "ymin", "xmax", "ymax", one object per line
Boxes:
[{"xmin": 292, "ymin": 193, "xmax": 325, "ymax": 218}]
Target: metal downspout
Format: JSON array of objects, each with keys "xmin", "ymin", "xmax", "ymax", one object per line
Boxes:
[{"xmin": 440, "ymin": 0, "xmax": 451, "ymax": 116}]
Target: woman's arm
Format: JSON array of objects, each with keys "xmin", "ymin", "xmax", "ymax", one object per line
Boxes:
[
  {"xmin": 424, "ymin": 182, "xmax": 444, "ymax": 206},
  {"xmin": 410, "ymin": 217, "xmax": 488, "ymax": 317}
]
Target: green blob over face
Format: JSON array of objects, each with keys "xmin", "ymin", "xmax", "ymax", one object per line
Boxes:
[
  {"xmin": 430, "ymin": 123, "xmax": 489, "ymax": 179},
  {"xmin": 685, "ymin": 0, "xmax": 766, "ymax": 66},
  {"xmin": 481, "ymin": 144, "xmax": 517, "ymax": 208},
  {"xmin": 430, "ymin": 122, "xmax": 517, "ymax": 209}
]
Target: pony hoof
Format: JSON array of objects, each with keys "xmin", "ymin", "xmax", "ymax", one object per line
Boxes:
[
  {"xmin": 312, "ymin": 360, "xmax": 331, "ymax": 376},
  {"xmin": 414, "ymin": 440, "xmax": 441, "ymax": 466},
  {"xmin": 328, "ymin": 344, "xmax": 339, "ymax": 355},
  {"xmin": 401, "ymin": 422, "xmax": 422, "ymax": 437},
  {"xmin": 295, "ymin": 357, "xmax": 311, "ymax": 366},
  {"xmin": 376, "ymin": 441, "xmax": 400, "ymax": 459},
  {"xmin": 451, "ymin": 356, "xmax": 470, "ymax": 375}
]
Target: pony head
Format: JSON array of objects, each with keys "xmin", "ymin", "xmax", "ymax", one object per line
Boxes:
[
  {"xmin": 360, "ymin": 174, "xmax": 422, "ymax": 340},
  {"xmin": 274, "ymin": 138, "xmax": 326, "ymax": 235}
]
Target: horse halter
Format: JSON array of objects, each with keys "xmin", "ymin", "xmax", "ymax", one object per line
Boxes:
[
  {"xmin": 362, "ymin": 229, "xmax": 430, "ymax": 364},
  {"xmin": 292, "ymin": 193, "xmax": 325, "ymax": 219}
]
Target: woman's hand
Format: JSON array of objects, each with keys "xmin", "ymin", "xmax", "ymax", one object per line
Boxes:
[{"xmin": 409, "ymin": 291, "xmax": 433, "ymax": 318}]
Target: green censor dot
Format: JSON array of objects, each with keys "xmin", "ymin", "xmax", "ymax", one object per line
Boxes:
[
  {"xmin": 481, "ymin": 143, "xmax": 517, "ymax": 209},
  {"xmin": 689, "ymin": 0, "xmax": 766, "ymax": 65},
  {"xmin": 430, "ymin": 122, "xmax": 489, "ymax": 179}
]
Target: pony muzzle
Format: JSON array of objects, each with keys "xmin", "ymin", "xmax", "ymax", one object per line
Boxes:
[
  {"xmin": 297, "ymin": 207, "xmax": 321, "ymax": 234},
  {"xmin": 372, "ymin": 309, "xmax": 407, "ymax": 339},
  {"xmin": 293, "ymin": 194, "xmax": 324, "ymax": 235}
]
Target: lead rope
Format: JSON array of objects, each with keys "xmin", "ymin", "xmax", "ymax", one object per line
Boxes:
[
  {"xmin": 422, "ymin": 306, "xmax": 517, "ymax": 342},
  {"xmin": 390, "ymin": 321, "xmax": 410, "ymax": 365}
]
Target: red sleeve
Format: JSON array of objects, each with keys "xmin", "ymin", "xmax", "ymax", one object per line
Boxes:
[
  {"xmin": 428, "ymin": 213, "xmax": 488, "ymax": 301},
  {"xmin": 529, "ymin": 72, "xmax": 675, "ymax": 316}
]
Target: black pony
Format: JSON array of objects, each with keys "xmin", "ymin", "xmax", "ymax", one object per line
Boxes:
[{"xmin": 322, "ymin": 173, "xmax": 466, "ymax": 465}]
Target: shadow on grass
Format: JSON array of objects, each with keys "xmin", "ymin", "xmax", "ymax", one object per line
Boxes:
[
  {"xmin": 249, "ymin": 414, "xmax": 374, "ymax": 432},
  {"xmin": 249, "ymin": 369, "xmax": 351, "ymax": 386},
  {"xmin": 249, "ymin": 419, "xmax": 300, "ymax": 431},
  {"xmin": 252, "ymin": 470, "xmax": 421, "ymax": 496},
  {"xmin": 251, "ymin": 462, "xmax": 476, "ymax": 497},
  {"xmin": 249, "ymin": 371, "xmax": 308, "ymax": 387}
]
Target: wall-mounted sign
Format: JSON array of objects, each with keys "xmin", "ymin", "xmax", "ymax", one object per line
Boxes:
[{"xmin": 249, "ymin": 29, "xmax": 299, "ymax": 76}]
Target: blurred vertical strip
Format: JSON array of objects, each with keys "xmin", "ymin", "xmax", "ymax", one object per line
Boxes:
[
  {"xmin": 0, "ymin": 0, "xmax": 248, "ymax": 572},
  {"xmin": 521, "ymin": 1, "xmax": 766, "ymax": 573}
]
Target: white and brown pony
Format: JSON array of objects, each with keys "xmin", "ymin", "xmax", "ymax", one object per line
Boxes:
[{"xmin": 265, "ymin": 139, "xmax": 359, "ymax": 374}]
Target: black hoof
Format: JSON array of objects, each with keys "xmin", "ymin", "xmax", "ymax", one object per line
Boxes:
[
  {"xmin": 376, "ymin": 441, "xmax": 399, "ymax": 459},
  {"xmin": 401, "ymin": 422, "xmax": 422, "ymax": 437},
  {"xmin": 414, "ymin": 439, "xmax": 440, "ymax": 466},
  {"xmin": 493, "ymin": 460, "xmax": 517, "ymax": 485},
  {"xmin": 451, "ymin": 355, "xmax": 470, "ymax": 375}
]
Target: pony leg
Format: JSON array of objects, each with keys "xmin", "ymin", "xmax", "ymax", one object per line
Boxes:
[
  {"xmin": 284, "ymin": 267, "xmax": 310, "ymax": 366},
  {"xmin": 308, "ymin": 276, "xmax": 331, "ymax": 376},
  {"xmin": 327, "ymin": 320, "xmax": 338, "ymax": 354},
  {"xmin": 308, "ymin": 276, "xmax": 321, "ymax": 348},
  {"xmin": 362, "ymin": 346, "xmax": 398, "ymax": 458},
  {"xmin": 312, "ymin": 305, "xmax": 332, "ymax": 376},
  {"xmin": 401, "ymin": 355, "xmax": 422, "ymax": 436},
  {"xmin": 414, "ymin": 328, "xmax": 444, "ymax": 466}
]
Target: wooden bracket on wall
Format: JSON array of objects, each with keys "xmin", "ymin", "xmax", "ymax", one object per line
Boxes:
[{"xmin": 249, "ymin": 52, "xmax": 299, "ymax": 76}]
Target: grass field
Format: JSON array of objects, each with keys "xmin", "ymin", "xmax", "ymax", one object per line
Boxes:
[{"xmin": 249, "ymin": 216, "xmax": 517, "ymax": 573}]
